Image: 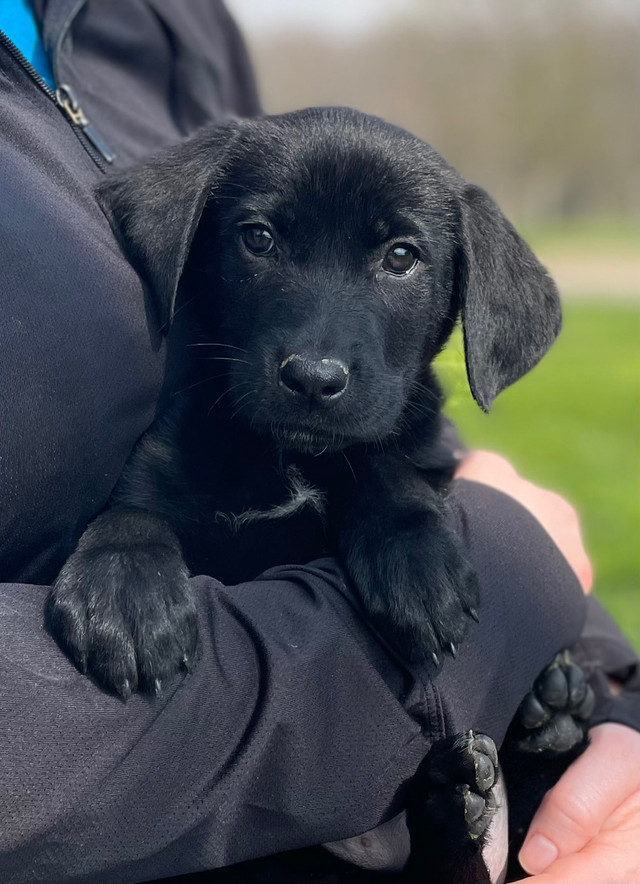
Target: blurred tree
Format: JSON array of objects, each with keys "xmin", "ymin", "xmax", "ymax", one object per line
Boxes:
[{"xmin": 233, "ymin": 0, "xmax": 638, "ymax": 224}]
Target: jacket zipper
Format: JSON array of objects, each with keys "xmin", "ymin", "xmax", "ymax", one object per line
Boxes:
[{"xmin": 0, "ymin": 28, "xmax": 114, "ymax": 171}]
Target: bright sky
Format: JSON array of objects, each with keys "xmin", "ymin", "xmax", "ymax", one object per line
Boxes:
[
  {"xmin": 226, "ymin": 0, "xmax": 418, "ymax": 37},
  {"xmin": 226, "ymin": 0, "xmax": 638, "ymax": 38}
]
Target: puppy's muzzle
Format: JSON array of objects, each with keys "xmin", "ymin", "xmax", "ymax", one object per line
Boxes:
[{"xmin": 279, "ymin": 355, "xmax": 349, "ymax": 408}]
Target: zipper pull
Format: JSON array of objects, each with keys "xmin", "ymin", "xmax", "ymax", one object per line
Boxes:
[{"xmin": 56, "ymin": 83, "xmax": 115, "ymax": 165}]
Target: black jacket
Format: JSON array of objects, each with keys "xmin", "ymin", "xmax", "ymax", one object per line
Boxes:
[
  {"xmin": 0, "ymin": 0, "xmax": 258, "ymax": 584},
  {"xmin": 0, "ymin": 3, "xmax": 637, "ymax": 882}
]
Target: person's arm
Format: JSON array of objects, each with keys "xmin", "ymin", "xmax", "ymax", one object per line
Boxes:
[
  {"xmin": 0, "ymin": 471, "xmax": 590, "ymax": 883},
  {"xmin": 0, "ymin": 563, "xmax": 430, "ymax": 883},
  {"xmin": 455, "ymin": 452, "xmax": 640, "ymax": 884}
]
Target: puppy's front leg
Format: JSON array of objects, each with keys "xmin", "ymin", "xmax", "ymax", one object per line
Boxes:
[
  {"xmin": 336, "ymin": 455, "xmax": 478, "ymax": 665},
  {"xmin": 46, "ymin": 508, "xmax": 197, "ymax": 697}
]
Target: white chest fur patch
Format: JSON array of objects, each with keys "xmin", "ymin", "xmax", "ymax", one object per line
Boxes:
[
  {"xmin": 214, "ymin": 465, "xmax": 326, "ymax": 532},
  {"xmin": 482, "ymin": 771, "xmax": 509, "ymax": 884}
]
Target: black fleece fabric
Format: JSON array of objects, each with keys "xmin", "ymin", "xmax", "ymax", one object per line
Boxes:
[{"xmin": 0, "ymin": 2, "xmax": 637, "ymax": 882}]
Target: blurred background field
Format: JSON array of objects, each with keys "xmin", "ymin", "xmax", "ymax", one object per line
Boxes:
[
  {"xmin": 437, "ymin": 301, "xmax": 639, "ymax": 645},
  {"xmin": 227, "ymin": 0, "xmax": 639, "ymax": 645}
]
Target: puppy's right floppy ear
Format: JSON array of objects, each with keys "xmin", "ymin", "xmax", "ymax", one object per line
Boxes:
[
  {"xmin": 96, "ymin": 121, "xmax": 242, "ymax": 332},
  {"xmin": 456, "ymin": 184, "xmax": 561, "ymax": 411}
]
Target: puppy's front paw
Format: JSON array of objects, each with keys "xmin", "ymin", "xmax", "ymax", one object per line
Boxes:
[
  {"xmin": 46, "ymin": 512, "xmax": 197, "ymax": 698},
  {"xmin": 514, "ymin": 651, "xmax": 594, "ymax": 753},
  {"xmin": 347, "ymin": 516, "xmax": 479, "ymax": 665}
]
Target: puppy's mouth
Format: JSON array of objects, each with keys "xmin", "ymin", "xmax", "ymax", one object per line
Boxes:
[{"xmin": 270, "ymin": 424, "xmax": 355, "ymax": 455}]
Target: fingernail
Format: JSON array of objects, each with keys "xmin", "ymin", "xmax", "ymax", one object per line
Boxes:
[{"xmin": 519, "ymin": 834, "xmax": 558, "ymax": 874}]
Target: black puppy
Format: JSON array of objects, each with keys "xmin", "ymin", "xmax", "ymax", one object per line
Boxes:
[
  {"xmin": 46, "ymin": 107, "xmax": 583, "ymax": 883},
  {"xmin": 48, "ymin": 107, "xmax": 560, "ymax": 698}
]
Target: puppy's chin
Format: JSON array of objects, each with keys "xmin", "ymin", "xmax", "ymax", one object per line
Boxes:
[
  {"xmin": 271, "ymin": 426, "xmax": 353, "ymax": 455},
  {"xmin": 237, "ymin": 415, "xmax": 356, "ymax": 454}
]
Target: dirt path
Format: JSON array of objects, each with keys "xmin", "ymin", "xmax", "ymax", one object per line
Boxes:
[{"xmin": 537, "ymin": 250, "xmax": 638, "ymax": 301}]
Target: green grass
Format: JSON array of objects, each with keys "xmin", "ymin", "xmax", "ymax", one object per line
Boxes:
[{"xmin": 436, "ymin": 301, "xmax": 639, "ymax": 647}]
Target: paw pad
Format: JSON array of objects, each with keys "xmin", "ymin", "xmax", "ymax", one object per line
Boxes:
[
  {"xmin": 457, "ymin": 732, "xmax": 499, "ymax": 838},
  {"xmin": 414, "ymin": 730, "xmax": 500, "ymax": 842},
  {"xmin": 516, "ymin": 652, "xmax": 593, "ymax": 753}
]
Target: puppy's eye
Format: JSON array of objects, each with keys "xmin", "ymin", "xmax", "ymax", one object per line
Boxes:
[
  {"xmin": 382, "ymin": 244, "xmax": 419, "ymax": 275},
  {"xmin": 242, "ymin": 224, "xmax": 275, "ymax": 256}
]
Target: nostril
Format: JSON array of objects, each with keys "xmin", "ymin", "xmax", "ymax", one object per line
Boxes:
[
  {"xmin": 319, "ymin": 362, "xmax": 349, "ymax": 400},
  {"xmin": 279, "ymin": 358, "xmax": 306, "ymax": 396},
  {"xmin": 288, "ymin": 377, "xmax": 306, "ymax": 396}
]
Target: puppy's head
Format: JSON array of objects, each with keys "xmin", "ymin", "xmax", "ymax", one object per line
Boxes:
[{"xmin": 98, "ymin": 109, "xmax": 560, "ymax": 452}]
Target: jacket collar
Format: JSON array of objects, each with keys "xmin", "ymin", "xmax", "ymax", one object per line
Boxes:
[{"xmin": 31, "ymin": 0, "xmax": 87, "ymax": 81}]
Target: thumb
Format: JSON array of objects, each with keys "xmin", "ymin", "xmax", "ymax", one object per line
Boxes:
[
  {"xmin": 511, "ymin": 790, "xmax": 639, "ymax": 884},
  {"xmin": 518, "ymin": 724, "xmax": 640, "ymax": 875}
]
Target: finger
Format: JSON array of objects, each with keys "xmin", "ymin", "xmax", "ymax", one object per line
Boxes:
[
  {"xmin": 512, "ymin": 791, "xmax": 639, "ymax": 883},
  {"xmin": 519, "ymin": 724, "xmax": 640, "ymax": 874},
  {"xmin": 512, "ymin": 848, "xmax": 630, "ymax": 884},
  {"xmin": 454, "ymin": 450, "xmax": 518, "ymax": 483}
]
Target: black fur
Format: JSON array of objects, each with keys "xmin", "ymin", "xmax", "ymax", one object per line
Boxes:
[
  {"xmin": 46, "ymin": 107, "xmax": 568, "ymax": 879},
  {"xmin": 48, "ymin": 107, "xmax": 560, "ymax": 692}
]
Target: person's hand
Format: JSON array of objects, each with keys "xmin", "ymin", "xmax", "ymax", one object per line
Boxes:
[
  {"xmin": 454, "ymin": 451, "xmax": 593, "ymax": 593},
  {"xmin": 455, "ymin": 453, "xmax": 640, "ymax": 882},
  {"xmin": 512, "ymin": 722, "xmax": 640, "ymax": 883}
]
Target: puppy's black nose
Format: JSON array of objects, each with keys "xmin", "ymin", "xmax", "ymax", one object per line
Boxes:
[{"xmin": 279, "ymin": 355, "xmax": 349, "ymax": 406}]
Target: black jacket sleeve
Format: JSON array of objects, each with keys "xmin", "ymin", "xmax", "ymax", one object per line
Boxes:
[
  {"xmin": 570, "ymin": 597, "xmax": 640, "ymax": 731},
  {"xmin": 0, "ymin": 480, "xmax": 589, "ymax": 883}
]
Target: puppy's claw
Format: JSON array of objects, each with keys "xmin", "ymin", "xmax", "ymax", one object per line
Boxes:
[
  {"xmin": 153, "ymin": 678, "xmax": 162, "ymax": 696},
  {"xmin": 468, "ymin": 607, "xmax": 480, "ymax": 623},
  {"xmin": 431, "ymin": 652, "xmax": 440, "ymax": 667},
  {"xmin": 69, "ymin": 648, "xmax": 88, "ymax": 675},
  {"xmin": 118, "ymin": 679, "xmax": 132, "ymax": 701},
  {"xmin": 448, "ymin": 642, "xmax": 457, "ymax": 658}
]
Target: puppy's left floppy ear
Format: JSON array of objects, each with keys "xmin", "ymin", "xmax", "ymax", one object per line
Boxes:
[
  {"xmin": 456, "ymin": 184, "xmax": 561, "ymax": 411},
  {"xmin": 96, "ymin": 120, "xmax": 242, "ymax": 332}
]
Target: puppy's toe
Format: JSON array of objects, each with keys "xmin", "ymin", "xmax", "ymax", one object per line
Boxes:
[
  {"xmin": 46, "ymin": 566, "xmax": 90, "ymax": 674},
  {"xmin": 135, "ymin": 585, "xmax": 198, "ymax": 692},
  {"xmin": 459, "ymin": 783, "xmax": 498, "ymax": 839},
  {"xmin": 86, "ymin": 608, "xmax": 138, "ymax": 697}
]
